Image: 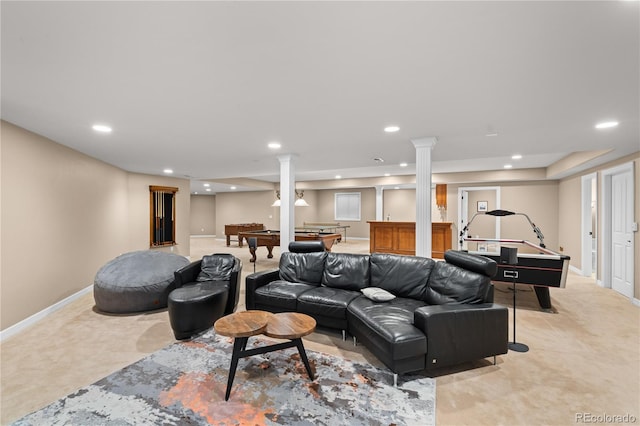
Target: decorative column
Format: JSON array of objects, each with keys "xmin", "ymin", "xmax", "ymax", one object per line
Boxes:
[
  {"xmin": 375, "ymin": 186, "xmax": 384, "ymax": 221},
  {"xmin": 411, "ymin": 137, "xmax": 437, "ymax": 258},
  {"xmin": 278, "ymin": 154, "xmax": 296, "ymax": 253}
]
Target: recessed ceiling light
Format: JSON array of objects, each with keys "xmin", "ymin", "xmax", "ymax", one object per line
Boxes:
[
  {"xmin": 504, "ymin": 164, "xmax": 513, "ymax": 169},
  {"xmin": 374, "ymin": 157, "xmax": 384, "ymax": 163},
  {"xmin": 163, "ymin": 169, "xmax": 173, "ymax": 174},
  {"xmin": 230, "ymin": 186, "xmax": 237, "ymax": 190},
  {"xmin": 335, "ymin": 175, "xmax": 342, "ymax": 179},
  {"xmin": 485, "ymin": 132, "xmax": 498, "ymax": 137},
  {"xmin": 512, "ymin": 154, "xmax": 522, "ymax": 160},
  {"xmin": 384, "ymin": 126, "xmax": 400, "ymax": 133},
  {"xmin": 203, "ymin": 183, "xmax": 210, "ymax": 187},
  {"xmin": 399, "ymin": 162, "xmax": 408, "ymax": 167},
  {"xmin": 384, "ymin": 173, "xmax": 391, "ymax": 177},
  {"xmin": 394, "ymin": 186, "xmax": 400, "ymax": 190},
  {"xmin": 595, "ymin": 121, "xmax": 619, "ymax": 129},
  {"xmin": 194, "ymin": 192, "xmax": 198, "ymax": 194},
  {"xmin": 92, "ymin": 124, "xmax": 112, "ymax": 133},
  {"xmin": 268, "ymin": 142, "xmax": 281, "ymax": 149},
  {"xmin": 206, "ymin": 188, "xmax": 212, "ymax": 192}
]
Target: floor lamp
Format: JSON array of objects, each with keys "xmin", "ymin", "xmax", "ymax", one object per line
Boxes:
[{"xmin": 501, "ymin": 246, "xmax": 529, "ymax": 353}]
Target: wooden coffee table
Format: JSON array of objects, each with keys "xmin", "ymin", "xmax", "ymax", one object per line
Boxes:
[{"xmin": 214, "ymin": 310, "xmax": 316, "ymax": 401}]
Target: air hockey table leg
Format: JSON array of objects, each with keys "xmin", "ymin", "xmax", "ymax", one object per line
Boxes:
[{"xmin": 533, "ymin": 286, "xmax": 552, "ymax": 310}]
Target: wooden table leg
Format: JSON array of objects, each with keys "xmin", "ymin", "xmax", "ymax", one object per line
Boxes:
[
  {"xmin": 266, "ymin": 244, "xmax": 274, "ymax": 259},
  {"xmin": 249, "ymin": 247, "xmax": 257, "ymax": 263}
]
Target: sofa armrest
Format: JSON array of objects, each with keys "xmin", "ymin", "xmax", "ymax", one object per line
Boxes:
[
  {"xmin": 245, "ymin": 269, "xmax": 280, "ymax": 309},
  {"xmin": 414, "ymin": 303, "xmax": 508, "ymax": 369},
  {"xmin": 174, "ymin": 260, "xmax": 202, "ymax": 288}
]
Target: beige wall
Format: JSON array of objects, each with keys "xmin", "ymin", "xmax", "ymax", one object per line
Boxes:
[
  {"xmin": 190, "ymin": 195, "xmax": 216, "ymax": 235},
  {"xmin": 383, "ymin": 188, "xmax": 451, "ymax": 223},
  {"xmin": 466, "ymin": 189, "xmax": 498, "ymax": 242},
  {"xmin": 383, "ymin": 189, "xmax": 415, "ymax": 221},
  {"xmin": 1, "ymin": 121, "xmax": 190, "ymax": 330},
  {"xmin": 500, "ymin": 182, "xmax": 559, "ymax": 250},
  {"xmin": 293, "ymin": 190, "xmax": 320, "ymax": 227},
  {"xmin": 558, "ymin": 176, "xmax": 582, "ymax": 266},
  {"xmin": 559, "ymin": 152, "xmax": 640, "ymax": 299},
  {"xmin": 214, "ymin": 191, "xmax": 280, "ymax": 237}
]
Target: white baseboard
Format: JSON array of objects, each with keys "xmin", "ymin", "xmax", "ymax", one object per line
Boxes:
[
  {"xmin": 0, "ymin": 285, "xmax": 93, "ymax": 343},
  {"xmin": 633, "ymin": 298, "xmax": 640, "ymax": 308},
  {"xmin": 569, "ymin": 265, "xmax": 582, "ymax": 275},
  {"xmin": 190, "ymin": 234, "xmax": 216, "ymax": 238}
]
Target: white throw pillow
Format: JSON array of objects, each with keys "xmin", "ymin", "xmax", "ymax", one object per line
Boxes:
[{"xmin": 361, "ymin": 287, "xmax": 396, "ymax": 302}]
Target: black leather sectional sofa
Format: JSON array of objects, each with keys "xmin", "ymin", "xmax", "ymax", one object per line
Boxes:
[{"xmin": 246, "ymin": 243, "xmax": 509, "ymax": 381}]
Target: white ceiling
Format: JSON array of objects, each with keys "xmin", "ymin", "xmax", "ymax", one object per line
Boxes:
[{"xmin": 2, "ymin": 1, "xmax": 638, "ymax": 195}]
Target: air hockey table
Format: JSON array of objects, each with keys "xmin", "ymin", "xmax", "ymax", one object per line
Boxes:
[{"xmin": 464, "ymin": 238, "xmax": 570, "ymax": 310}]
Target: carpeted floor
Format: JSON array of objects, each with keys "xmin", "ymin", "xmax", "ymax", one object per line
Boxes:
[{"xmin": 12, "ymin": 330, "xmax": 435, "ymax": 426}]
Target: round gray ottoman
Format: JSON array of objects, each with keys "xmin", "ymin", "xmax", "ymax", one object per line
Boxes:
[{"xmin": 94, "ymin": 250, "xmax": 190, "ymax": 313}]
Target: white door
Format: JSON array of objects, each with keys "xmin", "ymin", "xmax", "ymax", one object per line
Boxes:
[{"xmin": 611, "ymin": 170, "xmax": 634, "ymax": 298}]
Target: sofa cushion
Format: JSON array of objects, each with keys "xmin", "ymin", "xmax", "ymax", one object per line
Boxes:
[
  {"xmin": 297, "ymin": 287, "xmax": 361, "ymax": 319},
  {"xmin": 370, "ymin": 253, "xmax": 435, "ymax": 299},
  {"xmin": 254, "ymin": 280, "xmax": 316, "ymax": 311},
  {"xmin": 347, "ymin": 296, "xmax": 428, "ymax": 360},
  {"xmin": 425, "ymin": 261, "xmax": 491, "ymax": 305},
  {"xmin": 197, "ymin": 254, "xmax": 236, "ymax": 282},
  {"xmin": 279, "ymin": 252, "xmax": 327, "ymax": 285},
  {"xmin": 322, "ymin": 253, "xmax": 370, "ymax": 290},
  {"xmin": 361, "ymin": 287, "xmax": 396, "ymax": 302}
]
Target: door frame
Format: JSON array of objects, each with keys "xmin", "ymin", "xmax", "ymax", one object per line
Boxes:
[
  {"xmin": 457, "ymin": 186, "xmax": 501, "ymax": 250},
  {"xmin": 581, "ymin": 173, "xmax": 597, "ymax": 277},
  {"xmin": 600, "ymin": 161, "xmax": 635, "ymax": 296}
]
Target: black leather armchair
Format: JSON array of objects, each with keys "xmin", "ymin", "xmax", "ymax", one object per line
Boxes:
[{"xmin": 168, "ymin": 254, "xmax": 242, "ymax": 339}]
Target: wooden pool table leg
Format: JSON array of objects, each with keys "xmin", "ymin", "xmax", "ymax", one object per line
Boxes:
[{"xmin": 266, "ymin": 245, "xmax": 274, "ymax": 258}]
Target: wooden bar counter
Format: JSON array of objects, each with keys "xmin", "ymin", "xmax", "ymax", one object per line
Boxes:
[{"xmin": 367, "ymin": 221, "xmax": 452, "ymax": 258}]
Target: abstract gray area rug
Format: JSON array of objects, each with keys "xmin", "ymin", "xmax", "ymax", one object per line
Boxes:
[{"xmin": 13, "ymin": 330, "xmax": 435, "ymax": 425}]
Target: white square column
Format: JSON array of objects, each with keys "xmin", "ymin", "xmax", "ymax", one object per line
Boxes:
[
  {"xmin": 375, "ymin": 185, "xmax": 384, "ymax": 221},
  {"xmin": 278, "ymin": 154, "xmax": 296, "ymax": 253},
  {"xmin": 411, "ymin": 137, "xmax": 437, "ymax": 258}
]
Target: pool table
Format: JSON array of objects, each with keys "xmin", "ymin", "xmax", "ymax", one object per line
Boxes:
[
  {"xmin": 237, "ymin": 230, "xmax": 341, "ymax": 262},
  {"xmin": 225, "ymin": 223, "xmax": 264, "ymax": 246}
]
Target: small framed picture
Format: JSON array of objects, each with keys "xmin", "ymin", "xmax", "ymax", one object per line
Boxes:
[{"xmin": 477, "ymin": 201, "xmax": 488, "ymax": 212}]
